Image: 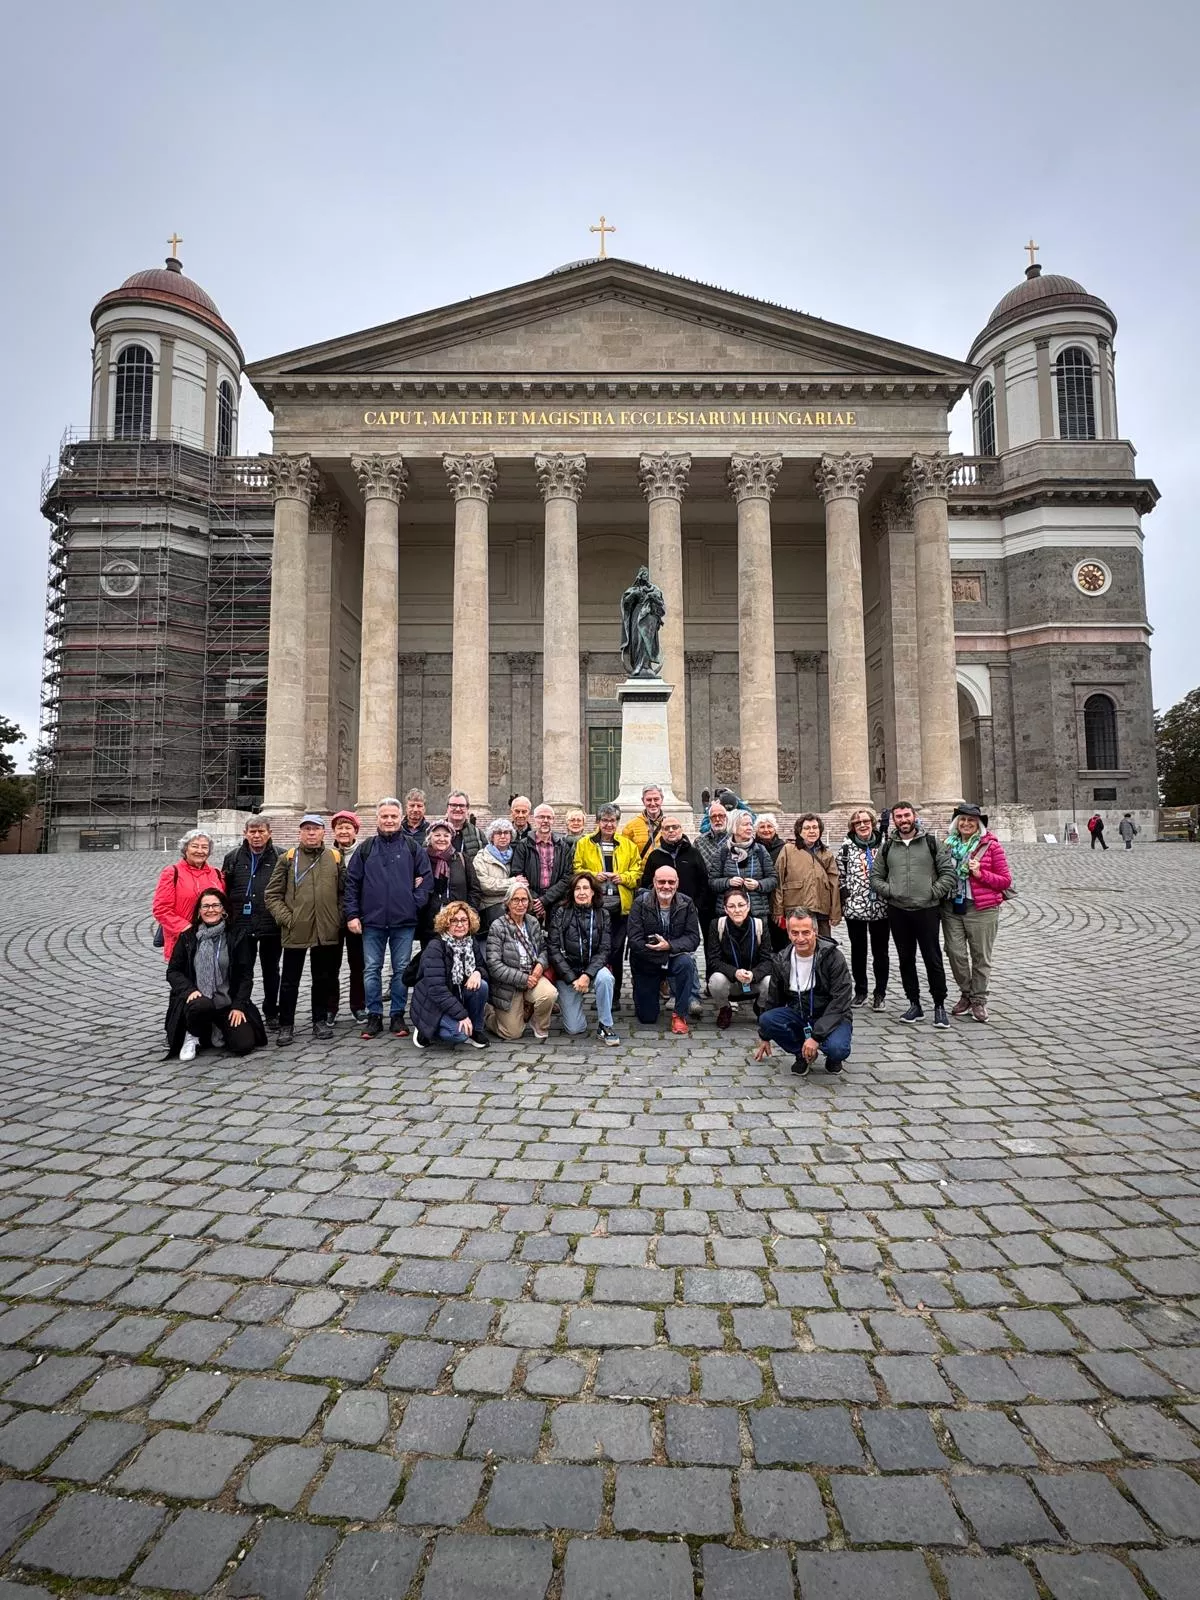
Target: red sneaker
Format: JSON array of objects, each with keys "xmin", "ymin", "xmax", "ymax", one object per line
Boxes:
[{"xmin": 671, "ymin": 1014, "xmax": 690, "ymax": 1036}]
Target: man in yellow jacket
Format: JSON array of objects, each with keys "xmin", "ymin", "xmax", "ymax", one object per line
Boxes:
[
  {"xmin": 574, "ymin": 804, "xmax": 642, "ymax": 1008},
  {"xmin": 620, "ymin": 784, "xmax": 665, "ymax": 860}
]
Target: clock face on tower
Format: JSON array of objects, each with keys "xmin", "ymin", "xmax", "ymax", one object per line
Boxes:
[{"xmin": 1074, "ymin": 560, "xmax": 1111, "ymax": 595}]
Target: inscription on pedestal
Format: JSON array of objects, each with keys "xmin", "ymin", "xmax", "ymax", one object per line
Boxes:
[{"xmin": 586, "ymin": 674, "xmax": 622, "ymax": 702}]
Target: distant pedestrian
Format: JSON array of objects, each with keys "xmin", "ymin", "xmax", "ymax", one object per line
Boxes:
[
  {"xmin": 1088, "ymin": 813, "xmax": 1108, "ymax": 850},
  {"xmin": 263, "ymin": 813, "xmax": 346, "ymax": 1046},
  {"xmin": 942, "ymin": 805, "xmax": 1012, "ymax": 1024},
  {"xmin": 1118, "ymin": 813, "xmax": 1139, "ymax": 850},
  {"xmin": 152, "ymin": 829, "xmax": 224, "ymax": 962},
  {"xmin": 870, "ymin": 800, "xmax": 956, "ymax": 1027},
  {"xmin": 221, "ymin": 816, "xmax": 281, "ymax": 1027},
  {"xmin": 754, "ymin": 907, "xmax": 854, "ymax": 1078},
  {"xmin": 836, "ymin": 807, "xmax": 890, "ymax": 1010}
]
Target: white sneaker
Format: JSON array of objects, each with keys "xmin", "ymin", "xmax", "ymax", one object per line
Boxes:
[
  {"xmin": 532, "ymin": 1027, "xmax": 550, "ymax": 1041},
  {"xmin": 179, "ymin": 1033, "xmax": 199, "ymax": 1062}
]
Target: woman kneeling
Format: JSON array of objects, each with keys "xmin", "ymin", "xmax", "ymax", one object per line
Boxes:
[
  {"xmin": 550, "ymin": 872, "xmax": 620, "ymax": 1045},
  {"xmin": 410, "ymin": 901, "xmax": 490, "ymax": 1050},
  {"xmin": 485, "ymin": 881, "xmax": 557, "ymax": 1040},
  {"xmin": 166, "ymin": 889, "xmax": 267, "ymax": 1061}
]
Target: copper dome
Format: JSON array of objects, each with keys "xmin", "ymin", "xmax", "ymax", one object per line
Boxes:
[
  {"xmin": 92, "ymin": 256, "xmax": 242, "ymax": 358},
  {"xmin": 970, "ymin": 264, "xmax": 1115, "ymax": 357}
]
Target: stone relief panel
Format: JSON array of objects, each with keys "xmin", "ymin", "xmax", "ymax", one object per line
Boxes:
[
  {"xmin": 777, "ymin": 746, "xmax": 798, "ymax": 786},
  {"xmin": 424, "ymin": 748, "xmax": 452, "ymax": 788},
  {"xmin": 713, "ymin": 747, "xmax": 741, "ymax": 788},
  {"xmin": 952, "ymin": 574, "xmax": 984, "ymax": 603},
  {"xmin": 489, "ymin": 747, "xmax": 508, "ymax": 789}
]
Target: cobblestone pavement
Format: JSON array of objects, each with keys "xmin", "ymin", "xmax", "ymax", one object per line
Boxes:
[{"xmin": 0, "ymin": 842, "xmax": 1199, "ymax": 1599}]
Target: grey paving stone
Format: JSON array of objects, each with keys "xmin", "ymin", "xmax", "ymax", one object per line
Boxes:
[
  {"xmin": 323, "ymin": 1388, "xmax": 389, "ymax": 1445},
  {"xmin": 487, "ymin": 1463, "xmax": 603, "ymax": 1530},
  {"xmin": 0, "ymin": 1482, "xmax": 56, "ymax": 1558},
  {"xmin": 1033, "ymin": 1552, "xmax": 1147, "ymax": 1600},
  {"xmin": 14, "ymin": 1491, "xmax": 166, "ymax": 1579},
  {"xmin": 155, "ymin": 1318, "xmax": 234, "ymax": 1362},
  {"xmin": 595, "ymin": 1348, "xmax": 690, "ymax": 1398},
  {"xmin": 394, "ymin": 1394, "xmax": 472, "ymax": 1455},
  {"xmin": 664, "ymin": 1404, "xmax": 741, "ymax": 1464},
  {"xmin": 237, "ymin": 1444, "xmax": 323, "ymax": 1510},
  {"xmin": 699, "ymin": 1353, "xmax": 763, "ymax": 1400},
  {"xmin": 1120, "ymin": 1465, "xmax": 1200, "ymax": 1536},
  {"xmin": 1007, "ymin": 1355, "xmax": 1099, "ymax": 1400},
  {"xmin": 613, "ymin": 1464, "xmax": 734, "ymax": 1534},
  {"xmin": 226, "ymin": 1520, "xmax": 337, "ymax": 1600},
  {"xmin": 421, "ymin": 1533, "xmax": 553, "ymax": 1600},
  {"xmin": 149, "ymin": 1372, "xmax": 230, "ymax": 1425},
  {"xmin": 453, "ymin": 1344, "xmax": 520, "ymax": 1393},
  {"xmin": 220, "ymin": 1326, "xmax": 294, "ymax": 1370},
  {"xmin": 831, "ymin": 1474, "xmax": 968, "ymax": 1546},
  {"xmin": 532, "ymin": 1266, "xmax": 586, "ymax": 1301},
  {"xmin": 1032, "ymin": 1470, "xmax": 1155, "ymax": 1543},
  {"xmin": 116, "ymin": 1429, "xmax": 252, "ymax": 1498},
  {"xmin": 321, "ymin": 1530, "xmax": 425, "ymax": 1600},
  {"xmin": 381, "ymin": 1339, "xmax": 454, "ymax": 1389},
  {"xmin": 523, "ymin": 1356, "xmax": 587, "ymax": 1396},
  {"xmin": 875, "ymin": 1355, "xmax": 953, "ymax": 1404},
  {"xmin": 1103, "ymin": 1401, "xmax": 1200, "ymax": 1458},
  {"xmin": 550, "ymin": 1401, "xmax": 654, "ymax": 1461},
  {"xmin": 209, "ymin": 1376, "xmax": 328, "ymax": 1438},
  {"xmin": 310, "ymin": 1447, "xmax": 402, "ymax": 1518},
  {"xmin": 772, "ymin": 1352, "xmax": 875, "ymax": 1400},
  {"xmin": 750, "ymin": 1405, "xmax": 866, "ymax": 1467},
  {"xmin": 562, "ymin": 1537, "xmax": 694, "ymax": 1600},
  {"xmin": 78, "ymin": 1364, "xmax": 163, "ymax": 1413},
  {"xmin": 945, "ymin": 1410, "xmax": 1037, "ymax": 1466},
  {"xmin": 941, "ymin": 1555, "xmax": 1040, "ymax": 1600},
  {"xmin": 395, "ymin": 1459, "xmax": 485, "ymax": 1525},
  {"xmin": 943, "ymin": 1355, "xmax": 1028, "ymax": 1402},
  {"xmin": 0, "ymin": 1410, "xmax": 82, "ymax": 1470},
  {"xmin": 870, "ymin": 1312, "xmax": 940, "ymax": 1353},
  {"xmin": 684, "ymin": 1267, "xmax": 765, "ymax": 1303},
  {"xmin": 499, "ymin": 1303, "xmax": 561, "ymax": 1347},
  {"xmin": 702, "ymin": 1545, "xmax": 795, "ymax": 1600},
  {"xmin": 732, "ymin": 1307, "xmax": 795, "ymax": 1348},
  {"xmin": 1018, "ymin": 1404, "xmax": 1119, "ymax": 1462},
  {"xmin": 566, "ymin": 1306, "xmax": 656, "ymax": 1346},
  {"xmin": 3, "ymin": 1355, "xmax": 101, "ymax": 1406},
  {"xmin": 48, "ymin": 1419, "xmax": 146, "ymax": 1482},
  {"xmin": 131, "ymin": 1508, "xmax": 253, "ymax": 1595},
  {"xmin": 861, "ymin": 1407, "xmax": 949, "ymax": 1469},
  {"xmin": 794, "ymin": 1551, "xmax": 939, "ymax": 1599},
  {"xmin": 341, "ymin": 1292, "xmax": 436, "ymax": 1333},
  {"xmin": 464, "ymin": 1399, "xmax": 545, "ymax": 1459},
  {"xmin": 952, "ymin": 1474, "xmax": 1063, "ymax": 1547},
  {"xmin": 1134, "ymin": 1549, "xmax": 1200, "ymax": 1600},
  {"xmin": 284, "ymin": 1330, "xmax": 388, "ymax": 1381},
  {"xmin": 738, "ymin": 1468, "xmax": 828, "ymax": 1541},
  {"xmin": 27, "ymin": 1309, "xmax": 116, "ymax": 1351}
]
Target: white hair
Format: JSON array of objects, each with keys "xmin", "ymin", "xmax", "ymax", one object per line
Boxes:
[
  {"xmin": 377, "ymin": 796, "xmax": 402, "ymax": 811},
  {"xmin": 755, "ymin": 813, "xmax": 778, "ymax": 830},
  {"xmin": 178, "ymin": 828, "xmax": 213, "ymax": 854},
  {"xmin": 727, "ymin": 809, "xmax": 754, "ymax": 835},
  {"xmin": 487, "ymin": 816, "xmax": 515, "ymax": 840}
]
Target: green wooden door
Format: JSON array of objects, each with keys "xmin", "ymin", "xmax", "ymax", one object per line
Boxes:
[{"xmin": 587, "ymin": 728, "xmax": 621, "ymax": 813}]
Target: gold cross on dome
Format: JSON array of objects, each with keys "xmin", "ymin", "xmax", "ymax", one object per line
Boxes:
[
  {"xmin": 1025, "ymin": 237, "xmax": 1039, "ymax": 267},
  {"xmin": 167, "ymin": 232, "xmax": 183, "ymax": 258},
  {"xmin": 589, "ymin": 215, "xmax": 616, "ymax": 259}
]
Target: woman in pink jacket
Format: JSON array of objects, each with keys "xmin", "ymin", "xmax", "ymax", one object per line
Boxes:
[
  {"xmin": 152, "ymin": 829, "xmax": 224, "ymax": 961},
  {"xmin": 941, "ymin": 803, "xmax": 1011, "ymax": 1023}
]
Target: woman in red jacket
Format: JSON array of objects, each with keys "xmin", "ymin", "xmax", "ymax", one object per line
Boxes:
[
  {"xmin": 152, "ymin": 829, "xmax": 224, "ymax": 961},
  {"xmin": 941, "ymin": 804, "xmax": 1011, "ymax": 1024}
]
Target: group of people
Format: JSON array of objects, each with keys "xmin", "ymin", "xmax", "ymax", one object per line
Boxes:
[
  {"xmin": 151, "ymin": 781, "xmax": 1011, "ymax": 1078},
  {"xmin": 1087, "ymin": 811, "xmax": 1140, "ymax": 850}
]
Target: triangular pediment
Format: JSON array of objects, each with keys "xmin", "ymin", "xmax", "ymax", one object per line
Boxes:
[{"xmin": 247, "ymin": 258, "xmax": 975, "ymax": 392}]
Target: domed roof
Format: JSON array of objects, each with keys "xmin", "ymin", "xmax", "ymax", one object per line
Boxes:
[
  {"xmin": 92, "ymin": 254, "xmax": 242, "ymax": 357},
  {"xmin": 971, "ymin": 263, "xmax": 1115, "ymax": 356}
]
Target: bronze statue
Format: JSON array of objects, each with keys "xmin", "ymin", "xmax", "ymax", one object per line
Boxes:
[{"xmin": 620, "ymin": 566, "xmax": 665, "ymax": 678}]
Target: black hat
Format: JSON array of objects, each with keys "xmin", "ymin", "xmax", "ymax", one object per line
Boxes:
[{"xmin": 951, "ymin": 802, "xmax": 988, "ymax": 828}]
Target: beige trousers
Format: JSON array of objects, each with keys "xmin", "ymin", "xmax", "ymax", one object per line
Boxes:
[
  {"xmin": 941, "ymin": 904, "xmax": 1001, "ymax": 1000},
  {"xmin": 486, "ymin": 976, "xmax": 557, "ymax": 1039}
]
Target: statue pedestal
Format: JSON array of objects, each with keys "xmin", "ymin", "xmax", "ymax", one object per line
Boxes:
[{"xmin": 615, "ymin": 678, "xmax": 694, "ymax": 834}]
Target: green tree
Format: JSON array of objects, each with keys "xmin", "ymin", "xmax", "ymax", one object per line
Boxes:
[
  {"xmin": 0, "ymin": 716, "xmax": 36, "ymax": 840},
  {"xmin": 1155, "ymin": 687, "xmax": 1200, "ymax": 806}
]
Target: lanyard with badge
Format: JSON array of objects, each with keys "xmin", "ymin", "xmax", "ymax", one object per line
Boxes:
[
  {"xmin": 792, "ymin": 951, "xmax": 817, "ymax": 1038},
  {"xmin": 244, "ymin": 850, "xmax": 262, "ymax": 918}
]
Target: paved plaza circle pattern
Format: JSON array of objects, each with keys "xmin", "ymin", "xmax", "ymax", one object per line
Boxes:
[{"xmin": 0, "ymin": 842, "xmax": 1198, "ymax": 1598}]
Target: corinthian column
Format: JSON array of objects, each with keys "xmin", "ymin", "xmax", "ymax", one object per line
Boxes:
[
  {"xmin": 728, "ymin": 453, "xmax": 782, "ymax": 810},
  {"xmin": 905, "ymin": 450, "xmax": 963, "ymax": 807},
  {"xmin": 351, "ymin": 453, "xmax": 407, "ymax": 808},
  {"xmin": 264, "ymin": 454, "xmax": 319, "ymax": 811},
  {"xmin": 444, "ymin": 453, "xmax": 497, "ymax": 809},
  {"xmin": 305, "ymin": 497, "xmax": 346, "ymax": 810},
  {"xmin": 815, "ymin": 451, "xmax": 874, "ymax": 809},
  {"xmin": 639, "ymin": 450, "xmax": 691, "ymax": 800},
  {"xmin": 535, "ymin": 452, "xmax": 586, "ymax": 810}
]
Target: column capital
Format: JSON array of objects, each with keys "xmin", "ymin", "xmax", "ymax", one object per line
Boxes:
[
  {"xmin": 793, "ymin": 650, "xmax": 824, "ymax": 672},
  {"xmin": 398, "ymin": 652, "xmax": 424, "ymax": 673},
  {"xmin": 535, "ymin": 451, "xmax": 587, "ymax": 502},
  {"xmin": 685, "ymin": 650, "xmax": 713, "ymax": 670},
  {"xmin": 639, "ymin": 450, "xmax": 692, "ymax": 502},
  {"xmin": 508, "ymin": 651, "xmax": 536, "ymax": 673},
  {"xmin": 444, "ymin": 452, "xmax": 498, "ymax": 503},
  {"xmin": 727, "ymin": 452, "xmax": 782, "ymax": 503},
  {"xmin": 905, "ymin": 450, "xmax": 963, "ymax": 505},
  {"xmin": 352, "ymin": 452, "xmax": 408, "ymax": 504},
  {"xmin": 871, "ymin": 489, "xmax": 914, "ymax": 539},
  {"xmin": 815, "ymin": 451, "xmax": 874, "ymax": 504},
  {"xmin": 310, "ymin": 496, "xmax": 347, "ymax": 538},
  {"xmin": 267, "ymin": 454, "xmax": 319, "ymax": 505}
]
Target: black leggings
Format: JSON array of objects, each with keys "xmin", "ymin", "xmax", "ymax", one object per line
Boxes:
[
  {"xmin": 184, "ymin": 997, "xmax": 258, "ymax": 1056},
  {"xmin": 279, "ymin": 945, "xmax": 341, "ymax": 1028},
  {"xmin": 847, "ymin": 917, "xmax": 890, "ymax": 997}
]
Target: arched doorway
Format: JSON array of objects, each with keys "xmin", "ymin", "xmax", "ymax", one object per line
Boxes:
[{"xmin": 958, "ymin": 686, "xmax": 981, "ymax": 805}]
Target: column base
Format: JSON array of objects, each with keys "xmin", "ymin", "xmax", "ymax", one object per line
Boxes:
[{"xmin": 614, "ymin": 678, "xmax": 694, "ymax": 834}]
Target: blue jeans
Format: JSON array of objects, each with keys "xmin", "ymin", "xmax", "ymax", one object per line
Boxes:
[
  {"xmin": 758, "ymin": 1006, "xmax": 853, "ymax": 1067},
  {"xmin": 631, "ymin": 954, "xmax": 699, "ymax": 1023},
  {"xmin": 556, "ymin": 967, "xmax": 615, "ymax": 1034},
  {"xmin": 362, "ymin": 924, "xmax": 416, "ymax": 1018},
  {"xmin": 435, "ymin": 979, "xmax": 489, "ymax": 1044}
]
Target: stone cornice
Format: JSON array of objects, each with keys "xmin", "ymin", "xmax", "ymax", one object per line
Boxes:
[
  {"xmin": 948, "ymin": 478, "xmax": 1159, "ymax": 519},
  {"xmin": 639, "ymin": 451, "xmax": 692, "ymax": 502},
  {"xmin": 253, "ymin": 374, "xmax": 966, "ymax": 405},
  {"xmin": 728, "ymin": 452, "xmax": 782, "ymax": 504},
  {"xmin": 443, "ymin": 452, "xmax": 498, "ymax": 503},
  {"xmin": 814, "ymin": 451, "xmax": 874, "ymax": 504},
  {"xmin": 351, "ymin": 452, "xmax": 408, "ymax": 504},
  {"xmin": 535, "ymin": 452, "xmax": 587, "ymax": 503}
]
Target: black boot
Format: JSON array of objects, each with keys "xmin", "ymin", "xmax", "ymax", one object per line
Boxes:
[
  {"xmin": 275, "ymin": 1025, "xmax": 294, "ymax": 1047},
  {"xmin": 312, "ymin": 1020, "xmax": 334, "ymax": 1040},
  {"xmin": 361, "ymin": 1014, "xmax": 383, "ymax": 1039}
]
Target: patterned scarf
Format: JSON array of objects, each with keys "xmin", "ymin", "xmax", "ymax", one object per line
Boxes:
[
  {"xmin": 486, "ymin": 843, "xmax": 513, "ymax": 866},
  {"xmin": 948, "ymin": 829, "xmax": 984, "ymax": 895},
  {"xmin": 442, "ymin": 932, "xmax": 476, "ymax": 987},
  {"xmin": 193, "ymin": 923, "xmax": 230, "ymax": 1007},
  {"xmin": 428, "ymin": 843, "xmax": 454, "ymax": 883}
]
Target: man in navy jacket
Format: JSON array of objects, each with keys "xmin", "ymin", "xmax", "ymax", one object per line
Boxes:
[{"xmin": 345, "ymin": 797, "xmax": 432, "ymax": 1038}]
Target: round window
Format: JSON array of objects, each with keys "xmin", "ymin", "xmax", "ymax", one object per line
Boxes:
[{"xmin": 100, "ymin": 559, "xmax": 140, "ymax": 598}]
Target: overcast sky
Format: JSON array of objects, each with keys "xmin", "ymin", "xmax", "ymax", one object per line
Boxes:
[{"xmin": 2, "ymin": 0, "xmax": 1196, "ymax": 761}]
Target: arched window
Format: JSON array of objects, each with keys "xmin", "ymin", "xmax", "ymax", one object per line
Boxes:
[
  {"xmin": 975, "ymin": 380, "xmax": 997, "ymax": 457},
  {"xmin": 1056, "ymin": 346, "xmax": 1096, "ymax": 440},
  {"xmin": 1084, "ymin": 693, "xmax": 1118, "ymax": 770},
  {"xmin": 114, "ymin": 344, "xmax": 154, "ymax": 440},
  {"xmin": 216, "ymin": 379, "xmax": 236, "ymax": 456}
]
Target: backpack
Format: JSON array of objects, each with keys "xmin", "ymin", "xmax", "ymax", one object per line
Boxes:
[{"xmin": 151, "ymin": 864, "xmax": 178, "ymax": 948}]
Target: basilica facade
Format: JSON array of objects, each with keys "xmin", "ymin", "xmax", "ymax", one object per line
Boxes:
[{"xmin": 39, "ymin": 250, "xmax": 1159, "ymax": 849}]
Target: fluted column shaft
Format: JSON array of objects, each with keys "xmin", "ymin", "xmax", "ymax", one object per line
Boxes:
[
  {"xmin": 816, "ymin": 452, "xmax": 874, "ymax": 809},
  {"xmin": 264, "ymin": 455, "xmax": 319, "ymax": 811},
  {"xmin": 352, "ymin": 454, "xmax": 407, "ymax": 809},
  {"xmin": 906, "ymin": 452, "xmax": 963, "ymax": 806},
  {"xmin": 728, "ymin": 453, "xmax": 782, "ymax": 810},
  {"xmin": 445, "ymin": 454, "xmax": 497, "ymax": 809},
  {"xmin": 536, "ymin": 452, "xmax": 586, "ymax": 810},
  {"xmin": 639, "ymin": 451, "xmax": 690, "ymax": 801}
]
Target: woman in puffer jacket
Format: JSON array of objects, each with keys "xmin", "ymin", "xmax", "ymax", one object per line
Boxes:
[
  {"xmin": 710, "ymin": 809, "xmax": 777, "ymax": 920},
  {"xmin": 942, "ymin": 804, "xmax": 1012, "ymax": 1024},
  {"xmin": 836, "ymin": 806, "xmax": 890, "ymax": 1009}
]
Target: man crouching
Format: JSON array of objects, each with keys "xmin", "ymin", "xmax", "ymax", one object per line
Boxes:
[{"xmin": 754, "ymin": 907, "xmax": 854, "ymax": 1078}]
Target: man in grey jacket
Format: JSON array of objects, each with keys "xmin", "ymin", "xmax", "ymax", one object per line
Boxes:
[{"xmin": 870, "ymin": 801, "xmax": 957, "ymax": 1027}]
